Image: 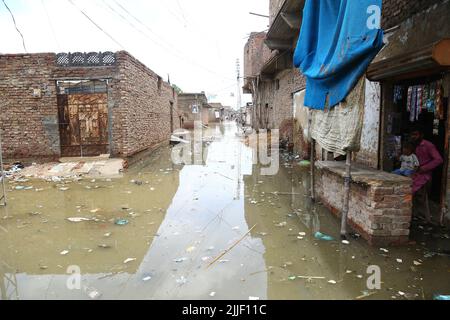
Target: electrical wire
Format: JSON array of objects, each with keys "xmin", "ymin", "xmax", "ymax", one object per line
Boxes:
[
  {"xmin": 175, "ymin": 0, "xmax": 187, "ymax": 26},
  {"xmin": 2, "ymin": 0, "xmax": 27, "ymax": 52},
  {"xmin": 156, "ymin": 0, "xmax": 185, "ymax": 26},
  {"xmin": 100, "ymin": 0, "xmax": 170, "ymax": 53},
  {"xmin": 41, "ymin": 0, "xmax": 61, "ymax": 51},
  {"xmin": 67, "ymin": 0, "xmax": 124, "ymax": 49},
  {"xmin": 109, "ymin": 0, "xmax": 235, "ymax": 81}
]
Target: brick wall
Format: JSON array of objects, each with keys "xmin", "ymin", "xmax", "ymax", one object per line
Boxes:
[
  {"xmin": 315, "ymin": 162, "xmax": 413, "ymax": 246},
  {"xmin": 254, "ymin": 68, "xmax": 305, "ymax": 142},
  {"xmin": 115, "ymin": 51, "xmax": 177, "ymax": 157},
  {"xmin": 382, "ymin": 0, "xmax": 444, "ymax": 29},
  {"xmin": 0, "ymin": 53, "xmax": 60, "ymax": 160},
  {"xmin": 0, "ymin": 51, "xmax": 177, "ymax": 161},
  {"xmin": 272, "ymin": 69, "xmax": 305, "ymax": 133},
  {"xmin": 244, "ymin": 32, "xmax": 273, "ymax": 80},
  {"xmin": 270, "ymin": 0, "xmax": 444, "ymax": 32}
]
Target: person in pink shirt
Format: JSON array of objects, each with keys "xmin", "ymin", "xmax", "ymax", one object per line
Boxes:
[{"xmin": 410, "ymin": 126, "xmax": 444, "ymax": 223}]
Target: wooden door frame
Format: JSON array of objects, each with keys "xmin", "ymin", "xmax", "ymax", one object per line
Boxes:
[
  {"xmin": 439, "ymin": 77, "xmax": 450, "ymax": 225},
  {"xmin": 57, "ymin": 90, "xmax": 109, "ymax": 157}
]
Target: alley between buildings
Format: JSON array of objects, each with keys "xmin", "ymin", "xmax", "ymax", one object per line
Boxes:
[{"xmin": 1, "ymin": 123, "xmax": 449, "ymax": 300}]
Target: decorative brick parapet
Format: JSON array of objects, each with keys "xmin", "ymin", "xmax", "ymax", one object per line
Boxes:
[{"xmin": 314, "ymin": 161, "xmax": 413, "ymax": 246}]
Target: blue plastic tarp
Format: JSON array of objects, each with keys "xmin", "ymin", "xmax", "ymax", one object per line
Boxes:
[{"xmin": 294, "ymin": 0, "xmax": 384, "ymax": 110}]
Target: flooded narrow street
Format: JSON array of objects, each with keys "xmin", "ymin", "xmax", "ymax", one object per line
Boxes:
[{"xmin": 1, "ymin": 123, "xmax": 449, "ymax": 300}]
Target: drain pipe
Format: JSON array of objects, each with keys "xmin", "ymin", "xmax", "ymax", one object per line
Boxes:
[
  {"xmin": 0, "ymin": 130, "xmax": 6, "ymax": 206},
  {"xmin": 309, "ymin": 114, "xmax": 315, "ymax": 202},
  {"xmin": 340, "ymin": 151, "xmax": 352, "ymax": 238},
  {"xmin": 310, "ymin": 139, "xmax": 315, "ymax": 202}
]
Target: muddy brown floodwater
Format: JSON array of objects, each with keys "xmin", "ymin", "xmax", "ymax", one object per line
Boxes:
[{"xmin": 1, "ymin": 123, "xmax": 449, "ymax": 300}]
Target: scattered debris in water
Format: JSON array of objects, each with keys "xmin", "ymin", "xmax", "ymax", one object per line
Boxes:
[
  {"xmin": 433, "ymin": 294, "xmax": 450, "ymax": 300},
  {"xmin": 85, "ymin": 287, "xmax": 102, "ymax": 300},
  {"xmin": 176, "ymin": 276, "xmax": 187, "ymax": 285},
  {"xmin": 115, "ymin": 219, "xmax": 129, "ymax": 226},
  {"xmin": 314, "ymin": 232, "xmax": 335, "ymax": 241},
  {"xmin": 275, "ymin": 222, "xmax": 287, "ymax": 227},
  {"xmin": 67, "ymin": 217, "xmax": 91, "ymax": 223},
  {"xmin": 186, "ymin": 246, "xmax": 196, "ymax": 253},
  {"xmin": 124, "ymin": 258, "xmax": 136, "ymax": 264}
]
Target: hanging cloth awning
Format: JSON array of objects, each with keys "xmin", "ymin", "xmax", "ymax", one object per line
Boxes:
[
  {"xmin": 294, "ymin": 0, "xmax": 384, "ymax": 110},
  {"xmin": 310, "ymin": 76, "xmax": 366, "ymax": 155}
]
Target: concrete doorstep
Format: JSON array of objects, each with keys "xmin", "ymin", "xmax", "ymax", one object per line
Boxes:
[{"xmin": 7, "ymin": 157, "xmax": 125, "ymax": 180}]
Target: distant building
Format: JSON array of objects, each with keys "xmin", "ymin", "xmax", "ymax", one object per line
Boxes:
[
  {"xmin": 209, "ymin": 103, "xmax": 224, "ymax": 123},
  {"xmin": 177, "ymin": 92, "xmax": 211, "ymax": 129}
]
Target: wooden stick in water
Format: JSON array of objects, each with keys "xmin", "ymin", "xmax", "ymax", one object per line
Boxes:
[{"xmin": 207, "ymin": 224, "xmax": 257, "ymax": 269}]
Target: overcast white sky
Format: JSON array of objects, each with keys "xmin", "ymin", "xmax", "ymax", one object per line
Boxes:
[{"xmin": 0, "ymin": 0, "xmax": 269, "ymax": 108}]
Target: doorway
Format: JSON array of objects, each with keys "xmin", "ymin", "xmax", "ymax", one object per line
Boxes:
[
  {"xmin": 381, "ymin": 75, "xmax": 449, "ymax": 219},
  {"xmin": 57, "ymin": 80, "xmax": 110, "ymax": 157}
]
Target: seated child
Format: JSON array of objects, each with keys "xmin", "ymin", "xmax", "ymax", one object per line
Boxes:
[{"xmin": 392, "ymin": 142, "xmax": 420, "ymax": 177}]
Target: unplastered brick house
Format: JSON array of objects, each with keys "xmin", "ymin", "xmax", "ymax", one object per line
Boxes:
[
  {"xmin": 0, "ymin": 51, "xmax": 180, "ymax": 162},
  {"xmin": 245, "ymin": 0, "xmax": 450, "ymax": 245},
  {"xmin": 177, "ymin": 92, "xmax": 212, "ymax": 129},
  {"xmin": 243, "ymin": 0, "xmax": 307, "ymax": 155}
]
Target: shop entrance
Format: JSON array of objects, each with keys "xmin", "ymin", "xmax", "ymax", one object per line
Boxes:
[{"xmin": 382, "ymin": 75, "xmax": 449, "ymax": 222}]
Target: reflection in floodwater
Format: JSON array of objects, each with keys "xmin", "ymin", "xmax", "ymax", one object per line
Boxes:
[{"xmin": 0, "ymin": 123, "xmax": 449, "ymax": 300}]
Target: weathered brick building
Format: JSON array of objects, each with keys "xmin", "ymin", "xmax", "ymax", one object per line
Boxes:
[
  {"xmin": 208, "ymin": 103, "xmax": 224, "ymax": 123},
  {"xmin": 177, "ymin": 92, "xmax": 211, "ymax": 129},
  {"xmin": 243, "ymin": 0, "xmax": 307, "ymax": 155},
  {"xmin": 0, "ymin": 51, "xmax": 179, "ymax": 161},
  {"xmin": 313, "ymin": 0, "xmax": 450, "ymax": 244},
  {"xmin": 246, "ymin": 0, "xmax": 450, "ymax": 245},
  {"xmin": 381, "ymin": 0, "xmax": 444, "ymax": 29}
]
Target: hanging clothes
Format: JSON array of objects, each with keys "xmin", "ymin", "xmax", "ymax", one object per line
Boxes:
[
  {"xmin": 293, "ymin": 0, "xmax": 384, "ymax": 110},
  {"xmin": 428, "ymin": 82, "xmax": 436, "ymax": 113},
  {"xmin": 407, "ymin": 86, "xmax": 412, "ymax": 113},
  {"xmin": 422, "ymin": 84, "xmax": 429, "ymax": 112},
  {"xmin": 309, "ymin": 77, "xmax": 365, "ymax": 155},
  {"xmin": 410, "ymin": 86, "xmax": 417, "ymax": 122},
  {"xmin": 404, "ymin": 80, "xmax": 444, "ymax": 122},
  {"xmin": 436, "ymin": 80, "xmax": 444, "ymax": 120},
  {"xmin": 416, "ymin": 85, "xmax": 422, "ymax": 121},
  {"xmin": 394, "ymin": 86, "xmax": 403, "ymax": 104}
]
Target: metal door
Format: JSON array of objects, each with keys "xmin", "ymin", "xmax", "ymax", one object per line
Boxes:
[{"xmin": 58, "ymin": 93, "xmax": 109, "ymax": 157}]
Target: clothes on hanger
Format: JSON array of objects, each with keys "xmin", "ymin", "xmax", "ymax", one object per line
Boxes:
[
  {"xmin": 394, "ymin": 85, "xmax": 403, "ymax": 104},
  {"xmin": 403, "ymin": 79, "xmax": 444, "ymax": 122}
]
